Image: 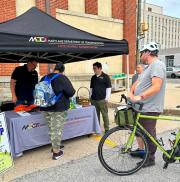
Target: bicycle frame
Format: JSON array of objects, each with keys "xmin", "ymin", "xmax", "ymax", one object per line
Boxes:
[{"xmin": 126, "ymin": 113, "xmax": 180, "ymax": 161}]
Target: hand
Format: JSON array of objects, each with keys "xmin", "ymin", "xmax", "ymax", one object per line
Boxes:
[
  {"xmin": 128, "ymin": 92, "xmax": 134, "ymax": 100},
  {"xmin": 12, "ymin": 95, "xmax": 17, "ymax": 103},
  {"xmin": 131, "ymin": 95, "xmax": 141, "ymax": 102}
]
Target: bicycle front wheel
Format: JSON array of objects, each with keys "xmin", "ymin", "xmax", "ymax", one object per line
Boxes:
[{"xmin": 98, "ymin": 126, "xmax": 149, "ymax": 176}]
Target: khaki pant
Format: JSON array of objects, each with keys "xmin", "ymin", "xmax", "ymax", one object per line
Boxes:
[
  {"xmin": 43, "ymin": 111, "xmax": 67, "ymax": 150},
  {"xmin": 91, "ymin": 99, "xmax": 110, "ymax": 131}
]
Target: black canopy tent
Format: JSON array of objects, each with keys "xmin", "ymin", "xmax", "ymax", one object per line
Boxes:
[{"xmin": 0, "ymin": 7, "xmax": 128, "ymax": 63}]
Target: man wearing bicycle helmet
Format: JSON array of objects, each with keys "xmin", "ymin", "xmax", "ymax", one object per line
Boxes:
[{"xmin": 129, "ymin": 42, "xmax": 166, "ymax": 167}]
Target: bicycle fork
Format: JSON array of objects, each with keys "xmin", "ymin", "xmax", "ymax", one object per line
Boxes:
[{"xmin": 123, "ymin": 125, "xmax": 137, "ymax": 152}]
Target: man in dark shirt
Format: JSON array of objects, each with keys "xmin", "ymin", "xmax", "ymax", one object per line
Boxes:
[
  {"xmin": 90, "ymin": 62, "xmax": 112, "ymax": 133},
  {"xmin": 10, "ymin": 59, "xmax": 38, "ymax": 105},
  {"xmin": 42, "ymin": 62, "xmax": 75, "ymax": 160}
]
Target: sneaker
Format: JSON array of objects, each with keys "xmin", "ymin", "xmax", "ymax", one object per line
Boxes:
[
  {"xmin": 51, "ymin": 145, "xmax": 64, "ymax": 153},
  {"xmin": 130, "ymin": 149, "xmax": 146, "ymax": 159},
  {"xmin": 52, "ymin": 150, "xmax": 64, "ymax": 160},
  {"xmin": 137, "ymin": 160, "xmax": 155, "ymax": 168},
  {"xmin": 143, "ymin": 160, "xmax": 155, "ymax": 168}
]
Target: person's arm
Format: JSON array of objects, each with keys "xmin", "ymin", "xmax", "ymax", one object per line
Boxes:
[
  {"xmin": 90, "ymin": 88, "xmax": 92, "ymax": 98},
  {"xmin": 90, "ymin": 77, "xmax": 93, "ymax": 98},
  {"xmin": 105, "ymin": 88, "xmax": 111, "ymax": 101},
  {"xmin": 11, "ymin": 68, "xmax": 18, "ymax": 103},
  {"xmin": 105, "ymin": 75, "xmax": 112, "ymax": 101},
  {"xmin": 10, "ymin": 79, "xmax": 17, "ymax": 103},
  {"xmin": 128, "ymin": 80, "xmax": 139, "ymax": 100},
  {"xmin": 130, "ymin": 80, "xmax": 138, "ymax": 94},
  {"xmin": 62, "ymin": 76, "xmax": 75, "ymax": 97}
]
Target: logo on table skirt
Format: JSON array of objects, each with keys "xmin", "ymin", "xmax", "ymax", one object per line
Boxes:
[
  {"xmin": 22, "ymin": 122, "xmax": 46, "ymax": 130},
  {"xmin": 0, "ymin": 126, "xmax": 5, "ymax": 142},
  {"xmin": 0, "ymin": 126, "xmax": 4, "ymax": 135}
]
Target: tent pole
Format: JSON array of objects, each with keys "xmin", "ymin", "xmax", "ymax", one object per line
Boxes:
[{"xmin": 127, "ymin": 55, "xmax": 130, "ymax": 92}]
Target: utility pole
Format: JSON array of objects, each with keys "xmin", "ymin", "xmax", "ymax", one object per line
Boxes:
[
  {"xmin": 45, "ymin": 0, "xmax": 52, "ymax": 73},
  {"xmin": 136, "ymin": 0, "xmax": 142, "ymax": 65}
]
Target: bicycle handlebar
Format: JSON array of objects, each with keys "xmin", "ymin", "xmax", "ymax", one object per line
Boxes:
[{"xmin": 120, "ymin": 94, "xmax": 144, "ymax": 112}]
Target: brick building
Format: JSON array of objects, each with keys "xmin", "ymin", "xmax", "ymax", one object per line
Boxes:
[{"xmin": 0, "ymin": 0, "xmax": 137, "ymax": 100}]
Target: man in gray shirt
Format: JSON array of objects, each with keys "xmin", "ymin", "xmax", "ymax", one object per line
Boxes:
[{"xmin": 129, "ymin": 42, "xmax": 166, "ymax": 167}]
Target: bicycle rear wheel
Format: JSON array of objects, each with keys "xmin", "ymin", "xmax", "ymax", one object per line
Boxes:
[{"xmin": 98, "ymin": 126, "xmax": 149, "ymax": 176}]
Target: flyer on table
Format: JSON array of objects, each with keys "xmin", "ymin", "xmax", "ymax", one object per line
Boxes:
[{"xmin": 0, "ymin": 112, "xmax": 13, "ymax": 174}]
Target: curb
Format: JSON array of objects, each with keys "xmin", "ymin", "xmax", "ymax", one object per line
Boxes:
[{"xmin": 108, "ymin": 102, "xmax": 180, "ymax": 116}]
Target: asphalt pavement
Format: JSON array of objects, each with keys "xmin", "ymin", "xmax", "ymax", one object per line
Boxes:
[{"xmin": 11, "ymin": 130, "xmax": 180, "ymax": 182}]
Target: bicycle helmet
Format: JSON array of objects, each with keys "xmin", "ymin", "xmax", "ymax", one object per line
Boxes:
[{"xmin": 140, "ymin": 42, "xmax": 159, "ymax": 52}]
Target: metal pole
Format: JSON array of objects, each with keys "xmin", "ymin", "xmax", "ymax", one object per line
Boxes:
[
  {"xmin": 45, "ymin": 0, "xmax": 51, "ymax": 73},
  {"xmin": 136, "ymin": 0, "xmax": 142, "ymax": 65},
  {"xmin": 45, "ymin": 0, "xmax": 50, "ymax": 14},
  {"xmin": 127, "ymin": 55, "xmax": 130, "ymax": 92}
]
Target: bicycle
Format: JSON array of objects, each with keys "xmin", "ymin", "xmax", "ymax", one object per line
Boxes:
[{"xmin": 98, "ymin": 94, "xmax": 180, "ymax": 176}]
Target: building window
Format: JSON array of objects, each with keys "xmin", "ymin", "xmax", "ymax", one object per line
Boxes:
[
  {"xmin": 148, "ymin": 7, "xmax": 152, "ymax": 12},
  {"xmin": 166, "ymin": 55, "xmax": 174, "ymax": 67}
]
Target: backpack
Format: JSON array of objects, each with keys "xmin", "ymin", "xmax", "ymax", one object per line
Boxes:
[{"xmin": 34, "ymin": 74, "xmax": 63, "ymax": 107}]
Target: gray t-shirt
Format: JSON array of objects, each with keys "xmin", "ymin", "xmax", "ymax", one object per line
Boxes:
[{"xmin": 134, "ymin": 60, "xmax": 166, "ymax": 113}]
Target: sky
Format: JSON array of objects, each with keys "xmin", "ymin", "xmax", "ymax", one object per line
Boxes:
[{"xmin": 146, "ymin": 0, "xmax": 180, "ymax": 18}]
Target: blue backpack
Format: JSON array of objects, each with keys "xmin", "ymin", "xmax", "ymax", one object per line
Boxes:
[{"xmin": 34, "ymin": 74, "xmax": 63, "ymax": 107}]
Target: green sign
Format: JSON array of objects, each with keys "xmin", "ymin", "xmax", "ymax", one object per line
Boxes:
[{"xmin": 0, "ymin": 112, "xmax": 13, "ymax": 174}]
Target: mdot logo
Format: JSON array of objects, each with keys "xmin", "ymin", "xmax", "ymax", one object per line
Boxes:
[
  {"xmin": 22, "ymin": 123, "xmax": 46, "ymax": 130},
  {"xmin": 29, "ymin": 36, "xmax": 48, "ymax": 43}
]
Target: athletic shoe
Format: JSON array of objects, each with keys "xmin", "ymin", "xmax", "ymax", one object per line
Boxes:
[
  {"xmin": 137, "ymin": 160, "xmax": 155, "ymax": 168},
  {"xmin": 52, "ymin": 150, "xmax": 64, "ymax": 160},
  {"xmin": 130, "ymin": 149, "xmax": 146, "ymax": 159}
]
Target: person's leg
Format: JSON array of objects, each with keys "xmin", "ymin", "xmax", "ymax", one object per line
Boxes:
[
  {"xmin": 50, "ymin": 111, "xmax": 67, "ymax": 153},
  {"xmin": 43, "ymin": 111, "xmax": 64, "ymax": 152},
  {"xmin": 99, "ymin": 100, "xmax": 110, "ymax": 132},
  {"xmin": 91, "ymin": 100, "xmax": 101, "ymax": 123},
  {"xmin": 139, "ymin": 113, "xmax": 159, "ymax": 162}
]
